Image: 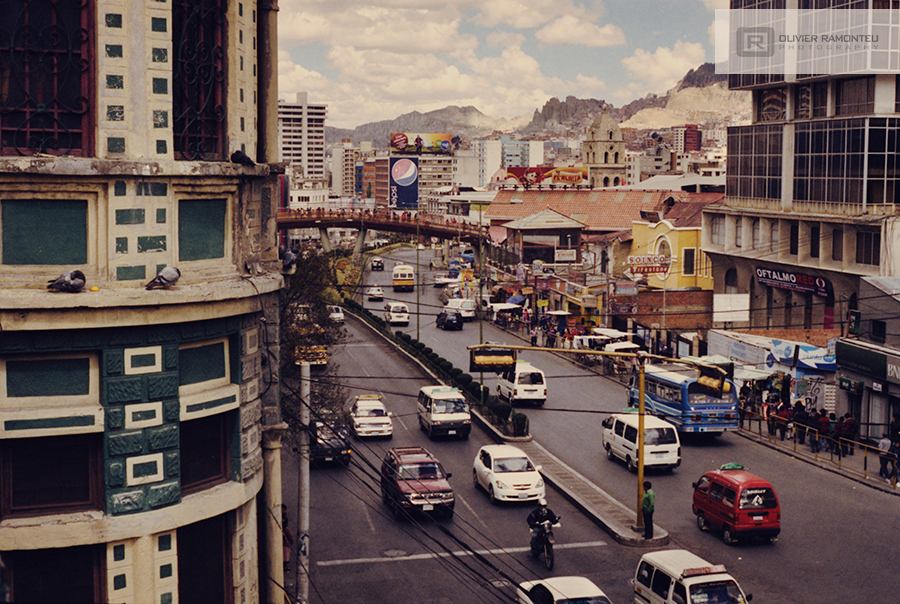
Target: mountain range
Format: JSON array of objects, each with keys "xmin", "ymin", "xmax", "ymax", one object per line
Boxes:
[{"xmin": 324, "ymin": 63, "xmax": 751, "ymax": 147}]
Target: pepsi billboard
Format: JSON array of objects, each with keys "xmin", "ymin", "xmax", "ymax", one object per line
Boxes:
[{"xmin": 390, "ymin": 157, "xmax": 419, "ymax": 209}]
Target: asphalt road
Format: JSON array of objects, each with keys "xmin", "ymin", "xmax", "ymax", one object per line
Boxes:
[{"xmin": 283, "ymin": 247, "xmax": 900, "ymax": 603}]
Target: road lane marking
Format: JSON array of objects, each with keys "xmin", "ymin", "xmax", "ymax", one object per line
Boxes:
[
  {"xmin": 455, "ymin": 493, "xmax": 490, "ymax": 532},
  {"xmin": 360, "ymin": 500, "xmax": 377, "ymax": 534},
  {"xmin": 316, "ymin": 541, "xmax": 608, "ymax": 567}
]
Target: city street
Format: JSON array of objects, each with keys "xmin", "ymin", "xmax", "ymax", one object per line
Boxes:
[{"xmin": 283, "ymin": 248, "xmax": 900, "ymax": 603}]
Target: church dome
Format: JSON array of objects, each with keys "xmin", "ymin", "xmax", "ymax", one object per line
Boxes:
[{"xmin": 587, "ymin": 111, "xmax": 623, "ymax": 142}]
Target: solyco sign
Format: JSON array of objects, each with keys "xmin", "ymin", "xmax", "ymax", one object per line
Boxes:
[{"xmin": 627, "ymin": 254, "xmax": 671, "ymax": 275}]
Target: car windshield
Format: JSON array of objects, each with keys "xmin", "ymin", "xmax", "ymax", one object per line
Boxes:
[
  {"xmin": 559, "ymin": 598, "xmax": 612, "ymax": 604},
  {"xmin": 399, "ymin": 463, "xmax": 443, "ymax": 480},
  {"xmin": 433, "ymin": 399, "xmax": 468, "ymax": 414},
  {"xmin": 517, "ymin": 372, "xmax": 544, "ymax": 385},
  {"xmin": 494, "ymin": 457, "xmax": 535, "ymax": 473},
  {"xmin": 738, "ymin": 487, "xmax": 778, "ymax": 510},
  {"xmin": 359, "ymin": 407, "xmax": 386, "ymax": 417},
  {"xmin": 645, "ymin": 428, "xmax": 678, "ymax": 445},
  {"xmin": 689, "ymin": 580, "xmax": 746, "ymax": 603}
]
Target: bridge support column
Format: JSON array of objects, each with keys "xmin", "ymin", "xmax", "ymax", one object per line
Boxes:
[
  {"xmin": 318, "ymin": 227, "xmax": 333, "ymax": 253},
  {"xmin": 441, "ymin": 240, "xmax": 451, "ymax": 266},
  {"xmin": 353, "ymin": 226, "xmax": 368, "ymax": 257}
]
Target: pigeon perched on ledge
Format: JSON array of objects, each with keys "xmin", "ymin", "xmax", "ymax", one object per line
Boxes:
[
  {"xmin": 47, "ymin": 270, "xmax": 86, "ymax": 292},
  {"xmin": 146, "ymin": 266, "xmax": 181, "ymax": 290},
  {"xmin": 230, "ymin": 149, "xmax": 256, "ymax": 166},
  {"xmin": 280, "ymin": 246, "xmax": 300, "ymax": 271}
]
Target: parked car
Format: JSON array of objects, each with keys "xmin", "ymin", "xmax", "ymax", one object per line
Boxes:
[
  {"xmin": 517, "ymin": 576, "xmax": 612, "ymax": 604},
  {"xmin": 328, "ymin": 305, "xmax": 345, "ymax": 324},
  {"xmin": 436, "ymin": 310, "xmax": 463, "ymax": 331},
  {"xmin": 366, "ymin": 286, "xmax": 384, "ymax": 301},
  {"xmin": 472, "ymin": 444, "xmax": 544, "ymax": 504},
  {"xmin": 309, "ymin": 412, "xmax": 352, "ymax": 466},
  {"xmin": 380, "ymin": 446, "xmax": 454, "ymax": 519},
  {"xmin": 347, "ymin": 394, "xmax": 393, "ymax": 438},
  {"xmin": 692, "ymin": 463, "xmax": 780, "ymax": 545},
  {"xmin": 370, "ymin": 257, "xmax": 385, "ymax": 271}
]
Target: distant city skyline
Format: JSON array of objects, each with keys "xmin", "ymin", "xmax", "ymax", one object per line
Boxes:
[{"xmin": 278, "ymin": 0, "xmax": 726, "ymax": 129}]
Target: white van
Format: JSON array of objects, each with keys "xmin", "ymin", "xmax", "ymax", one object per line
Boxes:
[
  {"xmin": 383, "ymin": 302, "xmax": 410, "ymax": 326},
  {"xmin": 417, "ymin": 386, "xmax": 471, "ymax": 439},
  {"xmin": 497, "ymin": 361, "xmax": 547, "ymax": 407},
  {"xmin": 633, "ymin": 549, "xmax": 752, "ymax": 604},
  {"xmin": 445, "ymin": 297, "xmax": 477, "ymax": 321},
  {"xmin": 601, "ymin": 412, "xmax": 680, "ymax": 472}
]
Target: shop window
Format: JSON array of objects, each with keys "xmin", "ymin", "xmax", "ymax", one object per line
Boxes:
[
  {"xmin": 180, "ymin": 411, "xmax": 232, "ymax": 494},
  {"xmin": 1, "ymin": 433, "xmax": 102, "ymax": 518},
  {"xmin": 856, "ymin": 229, "xmax": 881, "ymax": 266},
  {"xmin": 3, "ymin": 544, "xmax": 103, "ymax": 602}
]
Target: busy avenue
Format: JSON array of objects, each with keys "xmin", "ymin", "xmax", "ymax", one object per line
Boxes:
[{"xmin": 283, "ymin": 248, "xmax": 900, "ymax": 604}]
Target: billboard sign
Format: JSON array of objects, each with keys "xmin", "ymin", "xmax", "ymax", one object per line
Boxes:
[
  {"xmin": 505, "ymin": 166, "xmax": 588, "ymax": 186},
  {"xmin": 390, "ymin": 132, "xmax": 452, "ymax": 155},
  {"xmin": 755, "ymin": 266, "xmax": 828, "ymax": 297},
  {"xmin": 389, "ymin": 157, "xmax": 419, "ymax": 209}
]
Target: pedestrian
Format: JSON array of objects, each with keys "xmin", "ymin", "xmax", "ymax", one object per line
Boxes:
[
  {"xmin": 530, "ymin": 326, "xmax": 538, "ymax": 347},
  {"xmin": 890, "ymin": 412, "xmax": 900, "ymax": 443},
  {"xmin": 816, "ymin": 409, "xmax": 831, "ymax": 452},
  {"xmin": 281, "ymin": 504, "xmax": 294, "ymax": 572},
  {"xmin": 833, "ymin": 414, "xmax": 846, "ymax": 458},
  {"xmin": 547, "ymin": 327, "xmax": 557, "ymax": 348},
  {"xmin": 641, "ymin": 481, "xmax": 655, "ymax": 539},
  {"xmin": 842, "ymin": 413, "xmax": 857, "ymax": 456},
  {"xmin": 776, "ymin": 404, "xmax": 792, "ymax": 441},
  {"xmin": 878, "ymin": 433, "xmax": 893, "ymax": 480},
  {"xmin": 793, "ymin": 401, "xmax": 809, "ymax": 446}
]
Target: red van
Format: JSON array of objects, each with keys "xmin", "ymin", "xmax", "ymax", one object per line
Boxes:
[{"xmin": 692, "ymin": 463, "xmax": 780, "ymax": 545}]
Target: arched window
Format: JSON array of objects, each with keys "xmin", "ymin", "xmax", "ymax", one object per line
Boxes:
[
  {"xmin": 603, "ymin": 177, "xmax": 610, "ymax": 187},
  {"xmin": 614, "ymin": 177, "xmax": 620, "ymax": 186},
  {"xmin": 604, "ymin": 152, "xmax": 609, "ymax": 163},
  {"xmin": 614, "ymin": 152, "xmax": 619, "ymax": 163},
  {"xmin": 724, "ymin": 269, "xmax": 739, "ymax": 294}
]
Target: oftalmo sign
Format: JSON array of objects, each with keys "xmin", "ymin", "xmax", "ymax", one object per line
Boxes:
[{"xmin": 755, "ymin": 267, "xmax": 828, "ymax": 297}]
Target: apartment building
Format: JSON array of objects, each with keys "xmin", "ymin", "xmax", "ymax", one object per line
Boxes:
[
  {"xmin": 0, "ymin": 2, "xmax": 285, "ymax": 602},
  {"xmin": 278, "ymin": 92, "xmax": 327, "ymax": 179}
]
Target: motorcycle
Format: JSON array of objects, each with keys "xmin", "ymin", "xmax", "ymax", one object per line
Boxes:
[{"xmin": 530, "ymin": 517, "xmax": 561, "ymax": 570}]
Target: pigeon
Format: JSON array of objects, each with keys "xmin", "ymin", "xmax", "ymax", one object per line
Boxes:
[
  {"xmin": 281, "ymin": 246, "xmax": 299, "ymax": 271},
  {"xmin": 47, "ymin": 270, "xmax": 86, "ymax": 293},
  {"xmin": 230, "ymin": 149, "xmax": 256, "ymax": 166},
  {"xmin": 146, "ymin": 266, "xmax": 181, "ymax": 290}
]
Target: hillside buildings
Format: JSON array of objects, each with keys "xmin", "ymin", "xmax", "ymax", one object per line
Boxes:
[{"xmin": 0, "ymin": 2, "xmax": 286, "ymax": 603}]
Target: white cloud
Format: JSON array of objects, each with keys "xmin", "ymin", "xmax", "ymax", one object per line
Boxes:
[
  {"xmin": 486, "ymin": 31, "xmax": 527, "ymax": 48},
  {"xmin": 473, "ymin": 0, "xmax": 591, "ymax": 29},
  {"xmin": 535, "ymin": 16, "xmax": 626, "ymax": 47},
  {"xmin": 621, "ymin": 41, "xmax": 706, "ymax": 94},
  {"xmin": 701, "ymin": 0, "xmax": 729, "ymax": 10}
]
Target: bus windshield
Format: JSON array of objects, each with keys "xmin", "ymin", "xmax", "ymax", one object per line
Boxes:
[{"xmin": 689, "ymin": 579, "xmax": 746, "ymax": 604}]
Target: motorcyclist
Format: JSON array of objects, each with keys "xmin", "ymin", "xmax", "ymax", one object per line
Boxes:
[{"xmin": 527, "ymin": 498, "xmax": 559, "ymax": 556}]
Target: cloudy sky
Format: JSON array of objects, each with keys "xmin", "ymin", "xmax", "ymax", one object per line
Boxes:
[{"xmin": 278, "ymin": 0, "xmax": 727, "ymax": 129}]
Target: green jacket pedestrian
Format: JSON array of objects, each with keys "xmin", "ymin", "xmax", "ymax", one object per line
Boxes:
[{"xmin": 642, "ymin": 481, "xmax": 655, "ymax": 539}]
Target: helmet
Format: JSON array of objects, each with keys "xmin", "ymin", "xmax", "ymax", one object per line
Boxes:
[{"xmin": 538, "ymin": 498, "xmax": 547, "ymax": 507}]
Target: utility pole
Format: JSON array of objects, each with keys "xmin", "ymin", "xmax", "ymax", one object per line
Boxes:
[
  {"xmin": 635, "ymin": 354, "xmax": 646, "ymax": 532},
  {"xmin": 297, "ymin": 362, "xmax": 310, "ymax": 604}
]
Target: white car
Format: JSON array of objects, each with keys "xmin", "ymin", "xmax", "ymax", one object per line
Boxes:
[
  {"xmin": 328, "ymin": 305, "xmax": 345, "ymax": 324},
  {"xmin": 472, "ymin": 444, "xmax": 544, "ymax": 504},
  {"xmin": 383, "ymin": 302, "xmax": 409, "ymax": 326},
  {"xmin": 366, "ymin": 286, "xmax": 384, "ymax": 301},
  {"xmin": 348, "ymin": 395, "xmax": 393, "ymax": 438},
  {"xmin": 516, "ymin": 576, "xmax": 612, "ymax": 604}
]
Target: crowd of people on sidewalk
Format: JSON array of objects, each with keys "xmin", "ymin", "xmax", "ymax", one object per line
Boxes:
[{"xmin": 876, "ymin": 413, "xmax": 900, "ymax": 483}]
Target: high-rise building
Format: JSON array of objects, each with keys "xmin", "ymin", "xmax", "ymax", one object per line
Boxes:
[
  {"xmin": 0, "ymin": 3, "xmax": 286, "ymax": 602},
  {"xmin": 703, "ymin": 0, "xmax": 900, "ymax": 433},
  {"xmin": 330, "ymin": 140, "xmax": 358, "ymax": 197},
  {"xmin": 674, "ymin": 124, "xmax": 702, "ymax": 153},
  {"xmin": 279, "ymin": 92, "xmax": 327, "ymax": 179}
]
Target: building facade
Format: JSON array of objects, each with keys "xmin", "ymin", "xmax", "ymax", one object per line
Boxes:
[
  {"xmin": 704, "ymin": 0, "xmax": 900, "ymax": 427},
  {"xmin": 278, "ymin": 92, "xmax": 327, "ymax": 179},
  {"xmin": 0, "ymin": 2, "xmax": 286, "ymax": 603}
]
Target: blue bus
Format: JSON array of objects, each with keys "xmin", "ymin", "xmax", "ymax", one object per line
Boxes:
[{"xmin": 627, "ymin": 364, "xmax": 739, "ymax": 434}]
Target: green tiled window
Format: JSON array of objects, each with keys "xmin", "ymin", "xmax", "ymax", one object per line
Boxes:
[
  {"xmin": 108, "ymin": 137, "xmax": 125, "ymax": 153},
  {"xmin": 156, "ymin": 140, "xmax": 168, "ymax": 154},
  {"xmin": 158, "ymin": 534, "xmax": 172, "ymax": 551},
  {"xmin": 106, "ymin": 14, "xmax": 122, "ymax": 28},
  {"xmin": 1, "ymin": 199, "xmax": 88, "ymax": 265},
  {"xmin": 6, "ymin": 358, "xmax": 91, "ymax": 397},
  {"xmin": 179, "ymin": 342, "xmax": 227, "ymax": 387},
  {"xmin": 107, "ymin": 105, "xmax": 124, "ymax": 121},
  {"xmin": 113, "ymin": 544, "xmax": 126, "ymax": 561},
  {"xmin": 156, "ymin": 208, "xmax": 167, "ymax": 223},
  {"xmin": 152, "ymin": 48, "xmax": 168, "ymax": 62},
  {"xmin": 153, "ymin": 110, "xmax": 168, "ymax": 128},
  {"xmin": 106, "ymin": 75, "xmax": 123, "ymax": 89},
  {"xmin": 114, "ymin": 181, "xmax": 127, "ymax": 196},
  {"xmin": 151, "ymin": 17, "xmax": 167, "ymax": 32},
  {"xmin": 116, "ymin": 265, "xmax": 147, "ymax": 281},
  {"xmin": 106, "ymin": 44, "xmax": 123, "ymax": 58},
  {"xmin": 138, "ymin": 236, "xmax": 166, "ymax": 253},
  {"xmin": 116, "ymin": 237, "xmax": 128, "ymax": 253},
  {"xmin": 178, "ymin": 199, "xmax": 225, "ymax": 261},
  {"xmin": 152, "ymin": 78, "xmax": 168, "ymax": 94}
]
